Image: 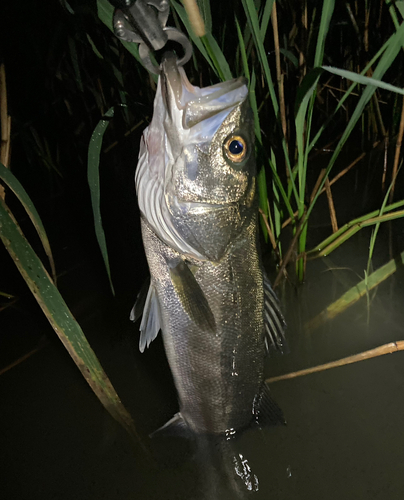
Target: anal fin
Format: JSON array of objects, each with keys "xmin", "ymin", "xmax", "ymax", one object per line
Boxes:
[{"xmin": 253, "ymin": 383, "xmax": 286, "ymax": 427}]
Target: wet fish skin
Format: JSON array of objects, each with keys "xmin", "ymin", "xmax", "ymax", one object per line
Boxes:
[{"xmin": 134, "ymin": 53, "xmax": 285, "ymax": 434}]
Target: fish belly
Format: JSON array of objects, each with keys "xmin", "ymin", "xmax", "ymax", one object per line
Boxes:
[{"xmin": 141, "ymin": 215, "xmax": 265, "ymax": 434}]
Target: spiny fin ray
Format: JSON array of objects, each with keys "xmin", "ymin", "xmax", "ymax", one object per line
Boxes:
[{"xmin": 263, "ymin": 272, "xmax": 287, "ymax": 355}]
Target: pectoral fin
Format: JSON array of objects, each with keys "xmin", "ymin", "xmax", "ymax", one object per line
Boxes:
[
  {"xmin": 168, "ymin": 258, "xmax": 216, "ymax": 333},
  {"xmin": 129, "ymin": 276, "xmax": 151, "ymax": 323},
  {"xmin": 130, "ymin": 281, "xmax": 162, "ymax": 353}
]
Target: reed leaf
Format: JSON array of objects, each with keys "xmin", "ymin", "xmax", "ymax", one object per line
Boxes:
[
  {"xmin": 88, "ymin": 107, "xmax": 115, "ymax": 296},
  {"xmin": 306, "ymin": 250, "xmax": 404, "ymax": 331},
  {"xmin": 196, "ymin": 0, "xmax": 212, "ymax": 34},
  {"xmin": 308, "ymin": 39, "xmax": 391, "ymax": 153},
  {"xmin": 235, "ymin": 17, "xmax": 267, "ymax": 240},
  {"xmin": 0, "ymin": 162, "xmax": 56, "ymax": 282},
  {"xmin": 171, "ymin": 0, "xmax": 213, "ymax": 70},
  {"xmin": 295, "ymin": 0, "xmax": 335, "ymax": 280},
  {"xmin": 396, "ymin": 2, "xmax": 404, "ymax": 20},
  {"xmin": 308, "ymin": 209, "xmax": 404, "ymax": 258},
  {"xmin": 322, "ymin": 66, "xmax": 404, "ymax": 96},
  {"xmin": 235, "ymin": 16, "xmax": 250, "ymax": 82},
  {"xmin": 387, "ymin": 0, "xmax": 404, "ymax": 30},
  {"xmin": 308, "ymin": 200, "xmax": 404, "ymax": 255},
  {"xmin": 0, "ymin": 197, "xmax": 140, "ymax": 443},
  {"xmin": 241, "ymin": 0, "xmax": 278, "ymax": 115},
  {"xmin": 314, "ymin": 0, "xmax": 335, "ymax": 67},
  {"xmin": 242, "ymin": 0, "xmax": 298, "ymax": 213},
  {"xmin": 260, "ymin": 0, "xmax": 275, "ymax": 39},
  {"xmin": 200, "ymin": 32, "xmax": 232, "ymax": 81},
  {"xmin": 306, "ymin": 22, "xmax": 404, "ymax": 224},
  {"xmin": 367, "ymin": 173, "xmax": 400, "ymax": 275},
  {"xmin": 67, "ymin": 36, "xmax": 84, "ymax": 93},
  {"xmin": 295, "ymin": 69, "xmax": 323, "ymax": 212}
]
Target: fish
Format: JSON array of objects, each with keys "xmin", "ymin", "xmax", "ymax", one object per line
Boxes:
[{"xmin": 132, "ymin": 52, "xmax": 286, "ymax": 436}]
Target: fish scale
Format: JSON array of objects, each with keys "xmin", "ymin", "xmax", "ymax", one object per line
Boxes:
[
  {"xmin": 133, "ymin": 52, "xmax": 286, "ymax": 435},
  {"xmin": 141, "ymin": 212, "xmax": 264, "ymax": 433}
]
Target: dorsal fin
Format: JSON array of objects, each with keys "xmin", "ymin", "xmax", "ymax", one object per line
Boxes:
[
  {"xmin": 263, "ymin": 272, "xmax": 287, "ymax": 355},
  {"xmin": 168, "ymin": 258, "xmax": 216, "ymax": 333}
]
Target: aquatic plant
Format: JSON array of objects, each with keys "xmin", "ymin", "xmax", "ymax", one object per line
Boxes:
[
  {"xmin": 2, "ymin": 0, "xmax": 404, "ymax": 442},
  {"xmin": 94, "ymin": 0, "xmax": 404, "ymax": 284}
]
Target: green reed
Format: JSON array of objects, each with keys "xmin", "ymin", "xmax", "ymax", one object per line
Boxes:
[
  {"xmin": 94, "ymin": 0, "xmax": 404, "ymax": 282},
  {"xmin": 3, "ymin": 0, "xmax": 404, "ymax": 446}
]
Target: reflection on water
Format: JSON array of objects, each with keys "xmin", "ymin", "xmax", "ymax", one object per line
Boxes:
[
  {"xmin": 2, "ymin": 215, "xmax": 404, "ymax": 499},
  {"xmin": 148, "ymin": 424, "xmax": 280, "ymax": 500},
  {"xmin": 145, "ymin": 226, "xmax": 404, "ymax": 500}
]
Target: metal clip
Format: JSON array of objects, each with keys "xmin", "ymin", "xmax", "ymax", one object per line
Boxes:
[
  {"xmin": 113, "ymin": 0, "xmax": 169, "ymax": 51},
  {"xmin": 113, "ymin": 0, "xmax": 192, "ymax": 75}
]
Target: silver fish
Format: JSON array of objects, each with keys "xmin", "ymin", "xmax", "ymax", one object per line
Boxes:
[{"xmin": 133, "ymin": 53, "xmax": 285, "ymax": 435}]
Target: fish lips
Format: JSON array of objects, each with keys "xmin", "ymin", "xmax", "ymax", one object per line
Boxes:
[{"xmin": 161, "ymin": 52, "xmax": 249, "ymax": 129}]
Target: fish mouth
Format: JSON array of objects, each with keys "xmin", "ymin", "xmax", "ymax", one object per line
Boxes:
[{"xmin": 161, "ymin": 52, "xmax": 248, "ymax": 128}]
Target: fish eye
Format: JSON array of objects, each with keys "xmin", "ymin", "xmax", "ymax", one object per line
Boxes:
[{"xmin": 224, "ymin": 135, "xmax": 247, "ymax": 163}]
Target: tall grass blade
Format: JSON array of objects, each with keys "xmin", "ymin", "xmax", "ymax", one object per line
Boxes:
[
  {"xmin": 88, "ymin": 107, "xmax": 115, "ymax": 296},
  {"xmin": 0, "ymin": 162, "xmax": 56, "ymax": 282},
  {"xmin": 308, "ymin": 210, "xmax": 404, "ymax": 257},
  {"xmin": 171, "ymin": 0, "xmax": 212, "ymax": 69},
  {"xmin": 295, "ymin": 0, "xmax": 335, "ymax": 280},
  {"xmin": 322, "ymin": 66, "xmax": 404, "ymax": 95},
  {"xmin": 171, "ymin": 1, "xmax": 232, "ymax": 81},
  {"xmin": 241, "ymin": 0, "xmax": 278, "ymax": 115},
  {"xmin": 305, "ymin": 250, "xmax": 404, "ymax": 332},
  {"xmin": 367, "ymin": 169, "xmax": 402, "ymax": 274},
  {"xmin": 308, "ymin": 200, "xmax": 404, "ymax": 254},
  {"xmin": 396, "ymin": 2, "xmax": 404, "ymax": 20},
  {"xmin": 306, "ymin": 22, "xmax": 404, "ymax": 223},
  {"xmin": 235, "ymin": 16, "xmax": 250, "ymax": 82},
  {"xmin": 387, "ymin": 0, "xmax": 404, "ymax": 29},
  {"xmin": 308, "ymin": 40, "xmax": 391, "ymax": 153},
  {"xmin": 196, "ymin": 0, "xmax": 212, "ymax": 33},
  {"xmin": 200, "ymin": 33, "xmax": 232, "ymax": 81},
  {"xmin": 260, "ymin": 0, "xmax": 275, "ymax": 39},
  {"xmin": 67, "ymin": 37, "xmax": 84, "ymax": 93},
  {"xmin": 314, "ymin": 0, "xmax": 335, "ymax": 66},
  {"xmin": 295, "ymin": 69, "xmax": 323, "ymax": 213},
  {"xmin": 0, "ymin": 197, "xmax": 140, "ymax": 443},
  {"xmin": 242, "ymin": 0, "xmax": 296, "ymax": 207}
]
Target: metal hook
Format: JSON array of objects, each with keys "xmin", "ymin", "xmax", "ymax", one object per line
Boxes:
[{"xmin": 139, "ymin": 27, "xmax": 193, "ymax": 75}]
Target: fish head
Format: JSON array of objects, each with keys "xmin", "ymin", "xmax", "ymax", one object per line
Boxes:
[{"xmin": 136, "ymin": 53, "xmax": 257, "ymax": 261}]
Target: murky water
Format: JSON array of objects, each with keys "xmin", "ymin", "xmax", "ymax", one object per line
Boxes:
[{"xmin": 2, "ymin": 204, "xmax": 404, "ymax": 499}]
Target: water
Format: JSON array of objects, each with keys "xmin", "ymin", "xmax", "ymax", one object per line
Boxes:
[{"xmin": 1, "ymin": 214, "xmax": 404, "ymax": 499}]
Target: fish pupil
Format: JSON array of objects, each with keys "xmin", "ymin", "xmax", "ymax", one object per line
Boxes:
[{"xmin": 229, "ymin": 140, "xmax": 243, "ymax": 155}]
